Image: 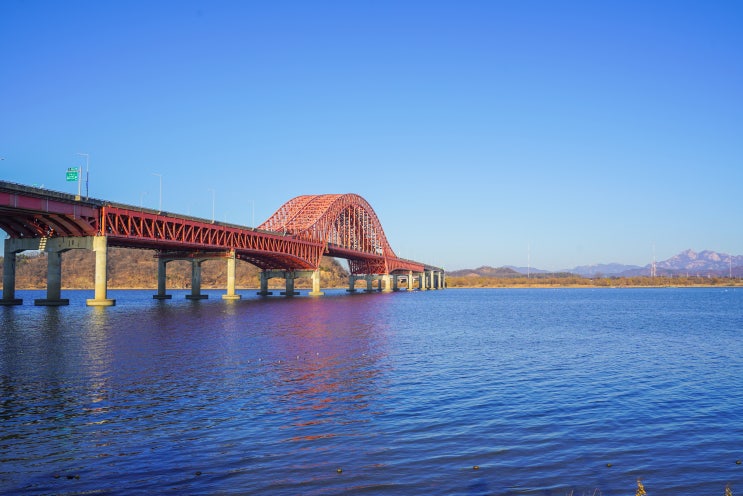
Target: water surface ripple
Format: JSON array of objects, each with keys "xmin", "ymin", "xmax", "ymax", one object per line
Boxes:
[{"xmin": 1, "ymin": 288, "xmax": 742, "ymax": 494}]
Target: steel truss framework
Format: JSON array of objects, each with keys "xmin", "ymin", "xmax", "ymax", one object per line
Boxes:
[
  {"xmin": 101, "ymin": 207, "xmax": 324, "ymax": 270},
  {"xmin": 259, "ymin": 194, "xmax": 424, "ymax": 273},
  {"xmin": 0, "ymin": 182, "xmax": 428, "ymax": 274}
]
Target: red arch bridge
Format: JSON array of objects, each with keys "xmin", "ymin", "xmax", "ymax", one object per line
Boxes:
[{"xmin": 0, "ymin": 180, "xmax": 445, "ymax": 306}]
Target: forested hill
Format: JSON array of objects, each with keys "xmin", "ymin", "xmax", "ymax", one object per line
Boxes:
[{"xmin": 0, "ymin": 248, "xmax": 350, "ymax": 290}]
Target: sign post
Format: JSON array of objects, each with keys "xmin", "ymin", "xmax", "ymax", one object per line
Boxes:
[{"xmin": 66, "ymin": 167, "xmax": 81, "ymax": 199}]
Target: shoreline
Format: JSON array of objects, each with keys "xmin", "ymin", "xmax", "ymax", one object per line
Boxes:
[{"xmin": 6, "ymin": 283, "xmax": 742, "ymax": 291}]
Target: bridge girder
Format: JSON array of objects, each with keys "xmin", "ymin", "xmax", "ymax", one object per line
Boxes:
[{"xmin": 0, "ymin": 181, "xmax": 436, "ymax": 275}]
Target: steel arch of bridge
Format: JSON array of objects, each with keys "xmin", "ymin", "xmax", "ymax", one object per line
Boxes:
[{"xmin": 259, "ymin": 194, "xmax": 423, "ymax": 274}]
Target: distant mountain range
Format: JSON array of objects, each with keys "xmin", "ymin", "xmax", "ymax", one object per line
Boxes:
[
  {"xmin": 450, "ymin": 250, "xmax": 743, "ymax": 278},
  {"xmin": 617, "ymin": 249, "xmax": 743, "ymax": 277}
]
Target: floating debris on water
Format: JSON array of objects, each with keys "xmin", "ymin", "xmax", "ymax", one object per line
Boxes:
[{"xmin": 636, "ymin": 479, "xmax": 647, "ymax": 496}]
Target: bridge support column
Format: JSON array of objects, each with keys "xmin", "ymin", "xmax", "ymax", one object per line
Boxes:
[
  {"xmin": 222, "ymin": 252, "xmax": 241, "ymax": 300},
  {"xmin": 309, "ymin": 269, "xmax": 324, "ymax": 296},
  {"xmin": 1, "ymin": 240, "xmax": 22, "ymax": 305},
  {"xmin": 257, "ymin": 271, "xmax": 273, "ymax": 296},
  {"xmin": 281, "ymin": 272, "xmax": 299, "ymax": 296},
  {"xmin": 442, "ymin": 272, "xmax": 446, "ymax": 289},
  {"xmin": 365, "ymin": 275, "xmax": 374, "ymax": 293},
  {"xmin": 153, "ymin": 258, "xmax": 172, "ymax": 299},
  {"xmin": 420, "ymin": 271, "xmax": 428, "ymax": 291},
  {"xmin": 346, "ymin": 275, "xmax": 357, "ymax": 293},
  {"xmin": 86, "ymin": 236, "xmax": 116, "ymax": 306},
  {"xmin": 35, "ymin": 249, "xmax": 68, "ymax": 306},
  {"xmin": 186, "ymin": 259, "xmax": 208, "ymax": 300},
  {"xmin": 392, "ymin": 274, "xmax": 399, "ymax": 291},
  {"xmin": 382, "ymin": 274, "xmax": 393, "ymax": 293},
  {"xmin": 408, "ymin": 270, "xmax": 414, "ymax": 291}
]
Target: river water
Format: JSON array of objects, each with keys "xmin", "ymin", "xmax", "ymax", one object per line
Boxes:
[{"xmin": 1, "ymin": 287, "xmax": 741, "ymax": 495}]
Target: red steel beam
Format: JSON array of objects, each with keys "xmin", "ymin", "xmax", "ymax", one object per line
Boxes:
[
  {"xmin": 102, "ymin": 206, "xmax": 324, "ymax": 270},
  {"xmin": 0, "ymin": 182, "xmax": 436, "ymax": 274}
]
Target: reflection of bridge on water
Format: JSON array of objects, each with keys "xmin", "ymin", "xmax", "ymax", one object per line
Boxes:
[{"xmin": 0, "ymin": 181, "xmax": 445, "ymax": 307}]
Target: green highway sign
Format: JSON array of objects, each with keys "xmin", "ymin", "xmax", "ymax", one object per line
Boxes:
[{"xmin": 66, "ymin": 167, "xmax": 79, "ymax": 182}]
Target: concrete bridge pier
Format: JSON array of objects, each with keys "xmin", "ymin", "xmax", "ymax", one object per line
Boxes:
[
  {"xmin": 346, "ymin": 274, "xmax": 358, "ymax": 293},
  {"xmin": 392, "ymin": 274, "xmax": 399, "ymax": 291},
  {"xmin": 153, "ymin": 258, "xmax": 172, "ymax": 299},
  {"xmin": 257, "ymin": 270, "xmax": 300, "ymax": 296},
  {"xmin": 186, "ymin": 259, "xmax": 208, "ymax": 300},
  {"xmin": 33, "ymin": 248, "xmax": 68, "ymax": 306},
  {"xmin": 222, "ymin": 252, "xmax": 241, "ymax": 300},
  {"xmin": 308, "ymin": 269, "xmax": 324, "ymax": 296},
  {"xmin": 2, "ymin": 236, "xmax": 115, "ymax": 306},
  {"xmin": 33, "ymin": 237, "xmax": 96, "ymax": 306},
  {"xmin": 382, "ymin": 274, "xmax": 393, "ymax": 293},
  {"xmin": 86, "ymin": 236, "xmax": 116, "ymax": 306},
  {"xmin": 419, "ymin": 271, "xmax": 428, "ymax": 291},
  {"xmin": 364, "ymin": 275, "xmax": 375, "ymax": 293},
  {"xmin": 257, "ymin": 271, "xmax": 273, "ymax": 296},
  {"xmin": 407, "ymin": 270, "xmax": 414, "ymax": 291},
  {"xmin": 280, "ymin": 271, "xmax": 299, "ymax": 296},
  {"xmin": 1, "ymin": 240, "xmax": 22, "ymax": 305}
]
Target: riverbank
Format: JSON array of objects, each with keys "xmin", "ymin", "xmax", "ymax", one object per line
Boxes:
[{"xmin": 445, "ymin": 275, "xmax": 743, "ymax": 288}]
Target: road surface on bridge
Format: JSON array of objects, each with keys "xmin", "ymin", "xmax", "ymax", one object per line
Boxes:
[{"xmin": 0, "ymin": 180, "xmax": 444, "ymax": 306}]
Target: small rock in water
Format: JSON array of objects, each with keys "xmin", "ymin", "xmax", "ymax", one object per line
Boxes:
[
  {"xmin": 195, "ymin": 471, "xmax": 202, "ymax": 476},
  {"xmin": 336, "ymin": 467, "xmax": 342, "ymax": 473},
  {"xmin": 606, "ymin": 463, "xmax": 612, "ymax": 467},
  {"xmin": 737, "ymin": 459, "xmax": 742, "ymax": 465},
  {"xmin": 473, "ymin": 465, "xmax": 480, "ymax": 470}
]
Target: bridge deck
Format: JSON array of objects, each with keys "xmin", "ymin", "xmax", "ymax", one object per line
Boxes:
[{"xmin": 0, "ymin": 181, "xmax": 438, "ymax": 274}]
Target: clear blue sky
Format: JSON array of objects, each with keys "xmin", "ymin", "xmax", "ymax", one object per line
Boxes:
[{"xmin": 2, "ymin": 1, "xmax": 741, "ymax": 271}]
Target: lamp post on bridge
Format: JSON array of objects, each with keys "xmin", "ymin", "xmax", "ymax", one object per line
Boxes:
[
  {"xmin": 208, "ymin": 188, "xmax": 215, "ymax": 222},
  {"xmin": 152, "ymin": 173, "xmax": 162, "ymax": 212},
  {"xmin": 75, "ymin": 153, "xmax": 89, "ymax": 199}
]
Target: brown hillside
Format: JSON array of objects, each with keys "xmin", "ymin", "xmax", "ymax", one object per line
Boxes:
[{"xmin": 0, "ymin": 247, "xmax": 350, "ymax": 290}]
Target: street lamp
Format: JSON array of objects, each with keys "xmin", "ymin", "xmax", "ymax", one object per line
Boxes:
[
  {"xmin": 152, "ymin": 173, "xmax": 162, "ymax": 212},
  {"xmin": 75, "ymin": 153, "xmax": 89, "ymax": 199},
  {"xmin": 208, "ymin": 188, "xmax": 215, "ymax": 222}
]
